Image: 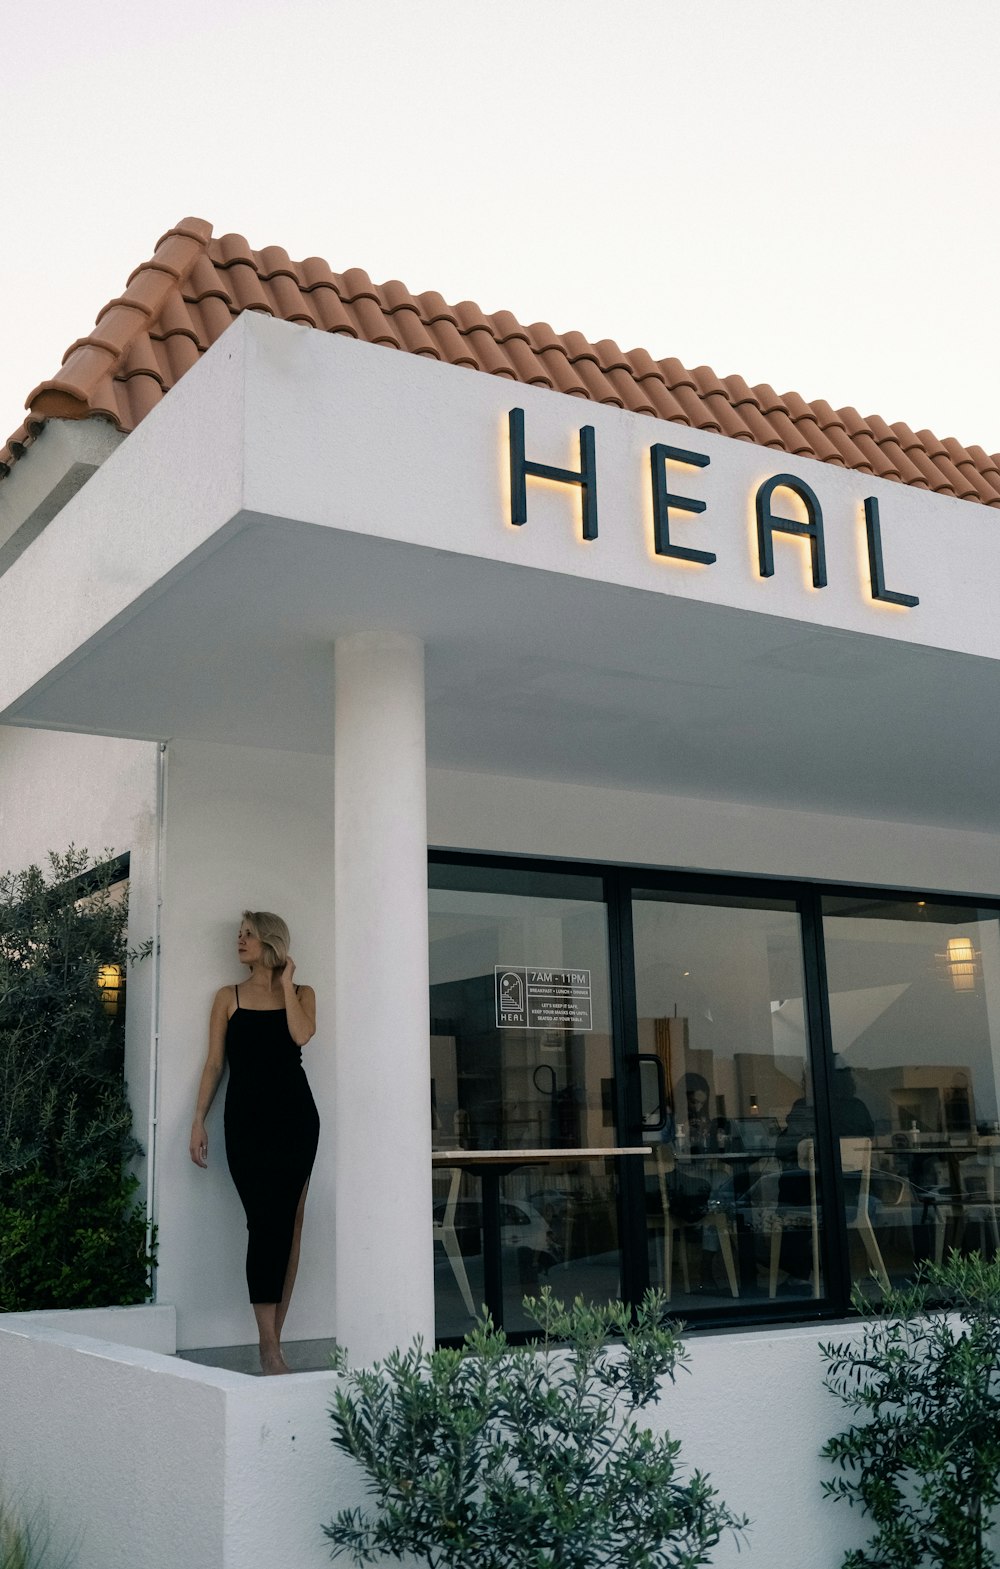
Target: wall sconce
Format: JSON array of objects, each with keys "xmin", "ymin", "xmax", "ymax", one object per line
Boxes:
[
  {"xmin": 96, "ymin": 963, "xmax": 124, "ymax": 1016},
  {"xmin": 943, "ymin": 937, "xmax": 979, "ymax": 993}
]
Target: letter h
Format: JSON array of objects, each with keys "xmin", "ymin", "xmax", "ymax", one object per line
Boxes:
[{"xmin": 508, "ymin": 407, "xmax": 598, "ymax": 540}]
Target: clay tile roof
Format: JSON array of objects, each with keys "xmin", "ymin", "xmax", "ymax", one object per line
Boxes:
[{"xmin": 3, "ymin": 215, "xmax": 999, "ymax": 507}]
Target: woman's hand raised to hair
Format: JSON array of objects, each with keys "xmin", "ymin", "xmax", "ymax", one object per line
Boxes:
[{"xmin": 280, "ymin": 957, "xmax": 296, "ymax": 991}]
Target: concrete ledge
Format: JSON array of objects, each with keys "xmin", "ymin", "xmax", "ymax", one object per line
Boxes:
[
  {"xmin": 0, "ymin": 1303, "xmax": 177, "ymax": 1355},
  {"xmin": 0, "ymin": 1316, "xmax": 344, "ymax": 1569},
  {"xmin": 0, "ymin": 417, "xmax": 124, "ymax": 575}
]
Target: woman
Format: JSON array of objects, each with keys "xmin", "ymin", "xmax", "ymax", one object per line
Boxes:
[{"xmin": 189, "ymin": 910, "xmax": 319, "ymax": 1375}]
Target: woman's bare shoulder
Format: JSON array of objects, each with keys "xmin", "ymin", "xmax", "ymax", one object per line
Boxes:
[{"xmin": 211, "ymin": 983, "xmax": 238, "ymax": 1011}]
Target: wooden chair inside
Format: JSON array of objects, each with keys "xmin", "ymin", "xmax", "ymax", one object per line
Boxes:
[
  {"xmin": 769, "ymin": 1136, "xmax": 889, "ymax": 1299},
  {"xmin": 432, "ymin": 1165, "xmax": 476, "ymax": 1316}
]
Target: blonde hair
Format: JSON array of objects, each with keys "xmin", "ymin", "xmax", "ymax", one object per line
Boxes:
[{"xmin": 241, "ymin": 909, "xmax": 290, "ymax": 970}]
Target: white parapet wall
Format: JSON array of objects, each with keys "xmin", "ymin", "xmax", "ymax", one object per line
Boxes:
[
  {"xmin": 0, "ymin": 1309, "xmax": 887, "ymax": 1569},
  {"xmin": 0, "ymin": 1313, "xmax": 346, "ymax": 1569}
]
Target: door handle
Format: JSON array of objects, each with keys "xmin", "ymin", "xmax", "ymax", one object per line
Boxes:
[{"xmin": 635, "ymin": 1053, "xmax": 668, "ymax": 1132}]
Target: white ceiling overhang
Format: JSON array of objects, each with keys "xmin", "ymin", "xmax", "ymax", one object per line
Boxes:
[{"xmin": 2, "ymin": 312, "xmax": 999, "ymax": 830}]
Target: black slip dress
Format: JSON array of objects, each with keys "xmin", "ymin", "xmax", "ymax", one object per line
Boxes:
[{"xmin": 224, "ymin": 986, "xmax": 320, "ymax": 1304}]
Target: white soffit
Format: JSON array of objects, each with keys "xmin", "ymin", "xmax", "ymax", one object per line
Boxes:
[{"xmin": 1, "ymin": 313, "xmax": 998, "ymax": 830}]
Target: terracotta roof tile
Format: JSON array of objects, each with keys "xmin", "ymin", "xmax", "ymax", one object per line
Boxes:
[
  {"xmin": 305, "ymin": 285, "xmax": 360, "ymax": 337},
  {"xmin": 733, "ymin": 399, "xmax": 788, "ymax": 450},
  {"xmin": 658, "ymin": 357, "xmax": 696, "ymax": 391},
  {"xmin": 964, "ymin": 444, "xmax": 1000, "ymax": 480},
  {"xmin": 538, "ymin": 346, "xmax": 589, "ymax": 398},
  {"xmin": 425, "ymin": 316, "xmax": 478, "ymax": 369},
  {"xmin": 721, "ymin": 374, "xmax": 762, "ymax": 411},
  {"xmin": 488, "ymin": 309, "xmax": 532, "ymax": 346},
  {"xmin": 672, "ymin": 382, "xmax": 722, "ymax": 432},
  {"xmin": 262, "ymin": 271, "xmax": 318, "ymax": 327},
  {"xmin": 337, "ymin": 267, "xmax": 381, "ymax": 304},
  {"xmin": 389, "ymin": 303, "xmax": 447, "ymax": 360},
  {"xmin": 751, "ymin": 384, "xmax": 789, "ymax": 418},
  {"xmin": 701, "ymin": 391, "xmax": 754, "ymax": 442},
  {"xmin": 217, "ymin": 259, "xmax": 273, "ymax": 315},
  {"xmin": 603, "ymin": 367, "xmax": 661, "ymax": 417},
  {"xmin": 942, "ymin": 438, "xmax": 999, "ymax": 504},
  {"xmin": 807, "ymin": 399, "xmax": 848, "ymax": 434},
  {"xmin": 496, "ymin": 333, "xmax": 553, "ymax": 386},
  {"xmin": 4, "ymin": 215, "xmax": 999, "ymax": 509},
  {"xmin": 297, "ymin": 255, "xmax": 340, "ymax": 292}
]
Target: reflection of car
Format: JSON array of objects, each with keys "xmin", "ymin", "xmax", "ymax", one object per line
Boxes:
[
  {"xmin": 499, "ymin": 1198, "xmax": 552, "ymax": 1255},
  {"xmin": 431, "ymin": 1197, "xmax": 554, "ymax": 1260}
]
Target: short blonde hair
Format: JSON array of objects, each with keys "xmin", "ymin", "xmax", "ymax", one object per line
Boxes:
[{"xmin": 241, "ymin": 909, "xmax": 290, "ymax": 970}]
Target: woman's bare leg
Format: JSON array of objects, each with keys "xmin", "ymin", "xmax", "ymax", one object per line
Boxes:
[
  {"xmin": 274, "ymin": 1181, "xmax": 310, "ymax": 1347},
  {"xmin": 252, "ymin": 1302, "xmax": 289, "ymax": 1375}
]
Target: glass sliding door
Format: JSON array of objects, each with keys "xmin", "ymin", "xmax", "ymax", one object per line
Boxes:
[
  {"xmin": 821, "ymin": 897, "xmax": 1000, "ymax": 1296},
  {"xmin": 630, "ymin": 888, "xmax": 822, "ymax": 1309},
  {"xmin": 428, "ymin": 861, "xmax": 622, "ymax": 1339}
]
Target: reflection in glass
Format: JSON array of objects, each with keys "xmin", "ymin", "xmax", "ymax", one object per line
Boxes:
[
  {"xmin": 632, "ymin": 891, "xmax": 817, "ymax": 1307},
  {"xmin": 500, "ymin": 1158, "xmax": 620, "ymax": 1334},
  {"xmin": 822, "ymin": 898, "xmax": 1000, "ymax": 1297},
  {"xmin": 429, "ymin": 865, "xmax": 619, "ymax": 1338}
]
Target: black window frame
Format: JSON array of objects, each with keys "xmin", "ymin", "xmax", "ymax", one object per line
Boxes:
[{"xmin": 430, "ymin": 847, "xmax": 1000, "ymax": 1336}]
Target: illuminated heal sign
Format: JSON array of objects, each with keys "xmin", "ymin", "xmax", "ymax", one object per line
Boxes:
[{"xmin": 507, "ymin": 407, "xmax": 919, "ymax": 609}]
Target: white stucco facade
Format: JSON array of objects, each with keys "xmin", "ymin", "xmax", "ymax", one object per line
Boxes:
[{"xmin": 3, "ymin": 309, "xmax": 1000, "ymax": 1566}]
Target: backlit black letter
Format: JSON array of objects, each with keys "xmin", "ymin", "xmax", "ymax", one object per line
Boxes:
[
  {"xmin": 864, "ymin": 496, "xmax": 918, "ymax": 607},
  {"xmin": 755, "ymin": 473, "xmax": 827, "ymax": 588},
  {"xmin": 650, "ymin": 443, "xmax": 716, "ymax": 564},
  {"xmin": 508, "ymin": 407, "xmax": 598, "ymax": 541}
]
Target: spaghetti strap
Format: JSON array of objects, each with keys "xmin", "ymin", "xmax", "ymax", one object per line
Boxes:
[{"xmin": 233, "ymin": 984, "xmax": 240, "ymax": 1009}]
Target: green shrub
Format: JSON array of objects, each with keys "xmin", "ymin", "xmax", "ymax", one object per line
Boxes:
[
  {"xmin": 821, "ymin": 1252, "xmax": 1000, "ymax": 1569},
  {"xmin": 0, "ymin": 848, "xmax": 155, "ymax": 1311},
  {"xmin": 325, "ymin": 1287, "xmax": 748, "ymax": 1569}
]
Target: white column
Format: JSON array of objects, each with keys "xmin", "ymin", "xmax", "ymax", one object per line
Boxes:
[{"xmin": 332, "ymin": 631, "xmax": 434, "ymax": 1363}]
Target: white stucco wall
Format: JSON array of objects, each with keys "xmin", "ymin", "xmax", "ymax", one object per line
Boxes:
[
  {"xmin": 154, "ymin": 736, "xmax": 336, "ymax": 1350},
  {"xmin": 0, "ymin": 725, "xmax": 160, "ymax": 1197},
  {"xmin": 0, "ymin": 1319, "xmax": 339, "ymax": 1569},
  {"xmin": 0, "ymin": 1312, "xmax": 887, "ymax": 1569},
  {"xmin": 428, "ymin": 764, "xmax": 1000, "ymax": 897}
]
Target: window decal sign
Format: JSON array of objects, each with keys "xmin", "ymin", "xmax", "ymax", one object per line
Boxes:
[{"xmin": 495, "ymin": 967, "xmax": 593, "ymax": 1030}]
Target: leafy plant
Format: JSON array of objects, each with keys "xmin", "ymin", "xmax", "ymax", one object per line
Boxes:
[
  {"xmin": 821, "ymin": 1251, "xmax": 1000, "ymax": 1569},
  {"xmin": 0, "ymin": 1491, "xmax": 74, "ymax": 1569},
  {"xmin": 325, "ymin": 1287, "xmax": 748, "ymax": 1569},
  {"xmin": 0, "ymin": 848, "xmax": 155, "ymax": 1310}
]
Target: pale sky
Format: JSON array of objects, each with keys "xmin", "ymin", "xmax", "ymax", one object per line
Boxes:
[{"xmin": 3, "ymin": 0, "xmax": 999, "ymax": 454}]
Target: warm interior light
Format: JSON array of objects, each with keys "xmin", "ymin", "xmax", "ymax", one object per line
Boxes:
[
  {"xmin": 96, "ymin": 963, "xmax": 124, "ymax": 1016},
  {"xmin": 945, "ymin": 936, "xmax": 978, "ymax": 993}
]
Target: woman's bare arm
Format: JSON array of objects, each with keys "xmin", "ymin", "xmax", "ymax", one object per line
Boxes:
[
  {"xmin": 280, "ymin": 959, "xmax": 316, "ymax": 1046},
  {"xmin": 189, "ymin": 987, "xmax": 231, "ymax": 1167}
]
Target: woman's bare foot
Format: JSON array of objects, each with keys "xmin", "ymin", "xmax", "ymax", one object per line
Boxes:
[{"xmin": 259, "ymin": 1345, "xmax": 291, "ymax": 1376}]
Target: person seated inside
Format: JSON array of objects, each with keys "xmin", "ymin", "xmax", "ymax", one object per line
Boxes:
[{"xmin": 772, "ymin": 1063, "xmax": 874, "ymax": 1283}]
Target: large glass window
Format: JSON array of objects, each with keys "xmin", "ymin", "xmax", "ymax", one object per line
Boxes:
[
  {"xmin": 429, "ymin": 863, "xmax": 620, "ymax": 1340},
  {"xmin": 822, "ymin": 897, "xmax": 1000, "ymax": 1296},
  {"xmin": 428, "ymin": 857, "xmax": 1000, "ymax": 1338},
  {"xmin": 631, "ymin": 890, "xmax": 819, "ymax": 1309}
]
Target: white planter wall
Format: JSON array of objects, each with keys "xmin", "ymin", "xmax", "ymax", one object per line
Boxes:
[{"xmin": 0, "ymin": 1311, "xmax": 881, "ymax": 1569}]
